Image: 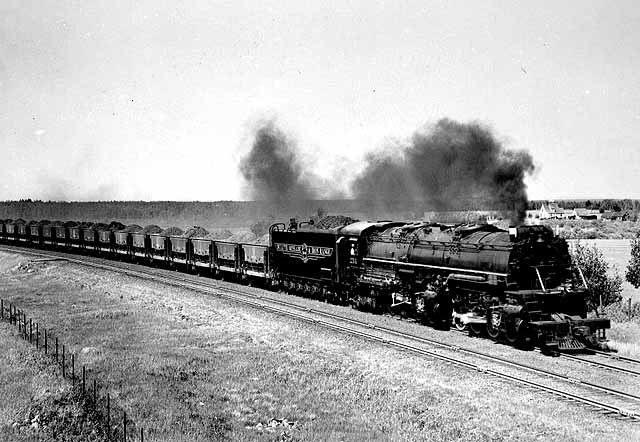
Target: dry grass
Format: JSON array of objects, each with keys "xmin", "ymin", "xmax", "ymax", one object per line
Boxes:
[
  {"xmin": 0, "ymin": 323, "xmax": 110, "ymax": 441},
  {"xmin": 608, "ymin": 321, "xmax": 640, "ymax": 359},
  {"xmin": 0, "ymin": 251, "xmax": 638, "ymax": 441}
]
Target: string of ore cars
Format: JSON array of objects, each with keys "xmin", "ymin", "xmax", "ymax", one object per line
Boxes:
[{"xmin": 0, "ymin": 217, "xmax": 611, "ymax": 353}]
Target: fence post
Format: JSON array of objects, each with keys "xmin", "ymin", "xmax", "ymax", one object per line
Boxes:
[
  {"xmin": 123, "ymin": 411, "xmax": 127, "ymax": 442},
  {"xmin": 106, "ymin": 393, "xmax": 110, "ymax": 440},
  {"xmin": 62, "ymin": 345, "xmax": 65, "ymax": 378},
  {"xmin": 35, "ymin": 323, "xmax": 39, "ymax": 349},
  {"xmin": 71, "ymin": 354, "xmax": 75, "ymax": 385},
  {"xmin": 629, "ymin": 298, "xmax": 633, "ymax": 321},
  {"xmin": 82, "ymin": 366, "xmax": 86, "ymax": 395},
  {"xmin": 141, "ymin": 427, "xmax": 144, "ymax": 442},
  {"xmin": 93, "ymin": 379, "xmax": 97, "ymax": 405},
  {"xmin": 29, "ymin": 319, "xmax": 32, "ymax": 344},
  {"xmin": 1, "ymin": 299, "xmax": 3, "ymax": 320},
  {"xmin": 44, "ymin": 329, "xmax": 48, "ymax": 354},
  {"xmin": 55, "ymin": 337, "xmax": 58, "ymax": 362},
  {"xmin": 23, "ymin": 313, "xmax": 26, "ymax": 339}
]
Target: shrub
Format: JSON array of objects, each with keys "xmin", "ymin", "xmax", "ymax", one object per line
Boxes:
[
  {"xmin": 626, "ymin": 231, "xmax": 640, "ymax": 289},
  {"xmin": 571, "ymin": 242, "xmax": 623, "ymax": 313}
]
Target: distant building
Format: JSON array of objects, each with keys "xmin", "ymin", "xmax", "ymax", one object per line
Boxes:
[
  {"xmin": 601, "ymin": 210, "xmax": 629, "ymax": 221},
  {"xmin": 572, "ymin": 208, "xmax": 601, "ymax": 220},
  {"xmin": 539, "ymin": 201, "xmax": 567, "ymax": 219}
]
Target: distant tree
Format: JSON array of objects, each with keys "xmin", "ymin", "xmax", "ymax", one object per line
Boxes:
[
  {"xmin": 626, "ymin": 231, "xmax": 640, "ymax": 289},
  {"xmin": 571, "ymin": 242, "xmax": 623, "ymax": 313},
  {"xmin": 585, "ymin": 199, "xmax": 592, "ymax": 209}
]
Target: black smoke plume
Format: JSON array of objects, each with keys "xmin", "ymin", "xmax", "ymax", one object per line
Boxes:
[
  {"xmin": 351, "ymin": 119, "xmax": 535, "ymax": 222},
  {"xmin": 239, "ymin": 120, "xmax": 316, "ymax": 207}
]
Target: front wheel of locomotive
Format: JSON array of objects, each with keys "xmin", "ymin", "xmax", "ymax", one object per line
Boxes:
[{"xmin": 505, "ymin": 319, "xmax": 534, "ymax": 350}]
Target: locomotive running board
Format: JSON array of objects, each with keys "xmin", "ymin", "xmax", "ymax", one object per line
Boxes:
[{"xmin": 362, "ymin": 258, "xmax": 508, "ymax": 277}]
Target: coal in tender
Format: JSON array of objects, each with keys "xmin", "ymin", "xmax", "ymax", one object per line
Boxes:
[
  {"xmin": 313, "ymin": 215, "xmax": 358, "ymax": 230},
  {"xmin": 141, "ymin": 225, "xmax": 163, "ymax": 234}
]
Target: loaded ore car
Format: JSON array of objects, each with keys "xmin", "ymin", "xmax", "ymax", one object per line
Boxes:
[
  {"xmin": 240, "ymin": 243, "xmax": 269, "ymax": 281},
  {"xmin": 17, "ymin": 220, "xmax": 29, "ymax": 243},
  {"xmin": 149, "ymin": 234, "xmax": 167, "ymax": 262},
  {"xmin": 169, "ymin": 235, "xmax": 188, "ymax": 265},
  {"xmin": 82, "ymin": 225, "xmax": 99, "ymax": 251},
  {"xmin": 114, "ymin": 230, "xmax": 131, "ymax": 256},
  {"xmin": 54, "ymin": 223, "xmax": 69, "ymax": 247},
  {"xmin": 41, "ymin": 222, "xmax": 54, "ymax": 246},
  {"xmin": 0, "ymin": 220, "xmax": 6, "ymax": 242},
  {"xmin": 68, "ymin": 224, "xmax": 83, "ymax": 249},
  {"xmin": 214, "ymin": 241, "xmax": 239, "ymax": 277},
  {"xmin": 98, "ymin": 228, "xmax": 113, "ymax": 253},
  {"xmin": 190, "ymin": 238, "xmax": 213, "ymax": 270},
  {"xmin": 131, "ymin": 231, "xmax": 148, "ymax": 259},
  {"xmin": 5, "ymin": 220, "xmax": 16, "ymax": 242},
  {"xmin": 28, "ymin": 221, "xmax": 42, "ymax": 246}
]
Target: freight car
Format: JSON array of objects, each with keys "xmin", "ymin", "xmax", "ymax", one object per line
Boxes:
[{"xmin": 0, "ymin": 217, "xmax": 610, "ymax": 352}]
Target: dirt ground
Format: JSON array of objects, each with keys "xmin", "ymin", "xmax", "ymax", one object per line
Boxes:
[{"xmin": 0, "ymin": 250, "xmax": 638, "ymax": 441}]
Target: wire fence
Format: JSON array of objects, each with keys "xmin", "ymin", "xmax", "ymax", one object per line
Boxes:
[{"xmin": 0, "ymin": 298, "xmax": 146, "ymax": 441}]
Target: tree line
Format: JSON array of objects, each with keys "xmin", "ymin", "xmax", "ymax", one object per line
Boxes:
[{"xmin": 529, "ymin": 199, "xmax": 640, "ymax": 213}]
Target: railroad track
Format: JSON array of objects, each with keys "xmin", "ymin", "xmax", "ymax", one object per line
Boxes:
[
  {"xmin": 449, "ymin": 328, "xmax": 640, "ymax": 378},
  {"xmin": 2, "ymin": 244, "xmax": 640, "ymax": 422}
]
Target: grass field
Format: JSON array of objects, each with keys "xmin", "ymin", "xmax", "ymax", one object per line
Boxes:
[{"xmin": 0, "ymin": 251, "xmax": 638, "ymax": 441}]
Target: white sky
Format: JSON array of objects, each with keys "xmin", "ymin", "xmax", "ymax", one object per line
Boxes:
[{"xmin": 1, "ymin": 0, "xmax": 639, "ymax": 201}]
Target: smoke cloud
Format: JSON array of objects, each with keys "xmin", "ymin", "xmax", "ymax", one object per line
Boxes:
[
  {"xmin": 239, "ymin": 120, "xmax": 317, "ymax": 206},
  {"xmin": 351, "ymin": 118, "xmax": 535, "ymax": 222},
  {"xmin": 239, "ymin": 117, "xmax": 535, "ymax": 223}
]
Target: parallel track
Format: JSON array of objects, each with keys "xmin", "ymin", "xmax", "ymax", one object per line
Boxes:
[{"xmin": 1, "ymin": 244, "xmax": 640, "ymax": 422}]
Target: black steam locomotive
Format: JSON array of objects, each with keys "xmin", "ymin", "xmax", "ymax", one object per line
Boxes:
[
  {"xmin": 271, "ymin": 220, "xmax": 609, "ymax": 352},
  {"xmin": 1, "ymin": 217, "xmax": 609, "ymax": 352}
]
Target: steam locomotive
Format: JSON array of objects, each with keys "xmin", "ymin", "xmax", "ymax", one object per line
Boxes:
[{"xmin": 0, "ymin": 217, "xmax": 610, "ymax": 352}]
